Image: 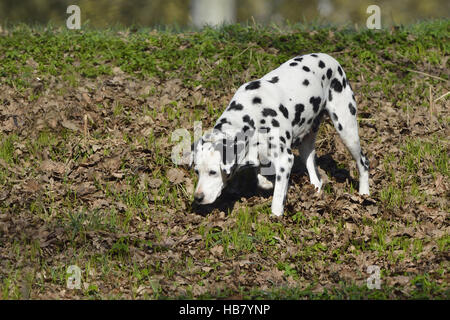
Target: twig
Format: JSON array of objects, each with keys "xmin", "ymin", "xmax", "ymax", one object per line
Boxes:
[
  {"xmin": 407, "ymin": 69, "xmax": 448, "ymax": 82},
  {"xmin": 434, "ymin": 91, "xmax": 449, "ymax": 102},
  {"xmin": 83, "ymin": 114, "xmax": 89, "ymax": 144},
  {"xmin": 406, "ymin": 102, "xmax": 410, "ymax": 128},
  {"xmin": 429, "ymin": 86, "xmax": 433, "ymax": 121}
]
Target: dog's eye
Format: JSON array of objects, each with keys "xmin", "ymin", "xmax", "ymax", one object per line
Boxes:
[{"xmin": 209, "ymin": 170, "xmax": 217, "ymax": 176}]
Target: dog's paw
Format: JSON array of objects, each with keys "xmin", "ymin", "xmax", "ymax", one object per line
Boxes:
[
  {"xmin": 359, "ymin": 187, "xmax": 370, "ymax": 196},
  {"xmin": 270, "ymin": 211, "xmax": 283, "ymax": 218},
  {"xmin": 257, "ymin": 174, "xmax": 273, "ymax": 190},
  {"xmin": 270, "ymin": 202, "xmax": 284, "ymax": 217}
]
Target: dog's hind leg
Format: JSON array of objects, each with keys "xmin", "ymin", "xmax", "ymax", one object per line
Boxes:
[
  {"xmin": 271, "ymin": 151, "xmax": 294, "ymax": 216},
  {"xmin": 298, "ymin": 120, "xmax": 323, "ymax": 191},
  {"xmin": 325, "ymin": 78, "xmax": 369, "ymax": 195}
]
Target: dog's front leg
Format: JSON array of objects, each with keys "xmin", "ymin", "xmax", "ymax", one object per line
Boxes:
[{"xmin": 271, "ymin": 152, "xmax": 294, "ymax": 217}]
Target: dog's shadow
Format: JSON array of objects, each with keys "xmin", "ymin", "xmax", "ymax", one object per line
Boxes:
[
  {"xmin": 191, "ymin": 168, "xmax": 271, "ymax": 216},
  {"xmin": 191, "ymin": 154, "xmax": 358, "ymax": 215}
]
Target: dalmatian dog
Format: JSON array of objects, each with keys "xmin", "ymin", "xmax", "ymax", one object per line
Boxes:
[{"xmin": 189, "ymin": 53, "xmax": 369, "ymax": 216}]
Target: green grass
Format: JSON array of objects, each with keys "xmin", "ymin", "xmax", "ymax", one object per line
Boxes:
[
  {"xmin": 0, "ymin": 20, "xmax": 448, "ymax": 300},
  {"xmin": 0, "ymin": 134, "xmax": 18, "ymax": 163},
  {"xmin": 1, "ymin": 20, "xmax": 448, "ymax": 91},
  {"xmin": 401, "ymin": 138, "xmax": 448, "ymax": 177}
]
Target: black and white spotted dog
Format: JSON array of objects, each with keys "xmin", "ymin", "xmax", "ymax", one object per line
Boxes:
[{"xmin": 189, "ymin": 53, "xmax": 369, "ymax": 216}]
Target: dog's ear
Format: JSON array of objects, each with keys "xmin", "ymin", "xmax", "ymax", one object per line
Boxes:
[
  {"xmin": 182, "ymin": 139, "xmax": 199, "ymax": 168},
  {"xmin": 188, "ymin": 142, "xmax": 195, "ymax": 168},
  {"xmin": 217, "ymin": 134, "xmax": 248, "ymax": 176}
]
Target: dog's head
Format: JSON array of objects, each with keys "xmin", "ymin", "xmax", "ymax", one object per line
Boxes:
[{"xmin": 189, "ymin": 130, "xmax": 250, "ymax": 204}]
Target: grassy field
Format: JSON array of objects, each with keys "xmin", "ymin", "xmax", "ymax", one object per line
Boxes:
[{"xmin": 0, "ymin": 20, "xmax": 448, "ymax": 299}]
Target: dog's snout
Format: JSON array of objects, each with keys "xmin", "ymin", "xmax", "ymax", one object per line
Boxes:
[{"xmin": 194, "ymin": 192, "xmax": 205, "ymax": 203}]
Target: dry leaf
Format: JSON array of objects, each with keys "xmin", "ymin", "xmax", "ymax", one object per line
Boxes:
[{"xmin": 167, "ymin": 168, "xmax": 184, "ymax": 184}]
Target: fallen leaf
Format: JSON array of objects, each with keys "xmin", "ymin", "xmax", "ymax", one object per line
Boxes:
[
  {"xmin": 167, "ymin": 168, "xmax": 184, "ymax": 184},
  {"xmin": 210, "ymin": 245, "xmax": 223, "ymax": 256},
  {"xmin": 61, "ymin": 120, "xmax": 80, "ymax": 132},
  {"xmin": 40, "ymin": 160, "xmax": 65, "ymax": 175},
  {"xmin": 23, "ymin": 179, "xmax": 41, "ymax": 193}
]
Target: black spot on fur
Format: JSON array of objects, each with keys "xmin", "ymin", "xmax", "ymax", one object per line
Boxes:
[
  {"xmin": 294, "ymin": 57, "xmax": 303, "ymax": 62},
  {"xmin": 280, "ymin": 167, "xmax": 285, "ymax": 172},
  {"xmin": 360, "ymin": 159, "xmax": 366, "ymax": 170},
  {"xmin": 277, "ymin": 175, "xmax": 281, "ymax": 181},
  {"xmin": 260, "ymin": 119, "xmax": 266, "ymax": 124},
  {"xmin": 307, "ymin": 118, "xmax": 313, "ymax": 124},
  {"xmin": 253, "ymin": 97, "xmax": 262, "ymax": 104},
  {"xmin": 280, "ymin": 136, "xmax": 286, "ymax": 144},
  {"xmin": 342, "ymin": 77, "xmax": 347, "ymax": 89},
  {"xmin": 348, "ymin": 103, "xmax": 356, "ymax": 115},
  {"xmin": 214, "ymin": 118, "xmax": 230, "ymax": 131},
  {"xmin": 242, "ymin": 115, "xmax": 255, "ymax": 129},
  {"xmin": 268, "ymin": 76, "xmax": 279, "ymax": 83},
  {"xmin": 310, "ymin": 96, "xmax": 322, "ymax": 113},
  {"xmin": 259, "ymin": 127, "xmax": 271, "ymax": 133},
  {"xmin": 286, "ymin": 131, "xmax": 291, "ymax": 140},
  {"xmin": 337, "ymin": 66, "xmax": 343, "ymax": 76},
  {"xmin": 302, "ymin": 66, "xmax": 310, "ymax": 72},
  {"xmin": 303, "ymin": 79, "xmax": 309, "ymax": 86},
  {"xmin": 310, "ymin": 54, "xmax": 318, "ymax": 57},
  {"xmin": 228, "ymin": 101, "xmax": 244, "ymax": 111},
  {"xmin": 279, "ymin": 104, "xmax": 289, "ymax": 119},
  {"xmin": 332, "ymin": 113, "xmax": 338, "ymax": 121},
  {"xmin": 287, "ymin": 148, "xmax": 292, "ymax": 155},
  {"xmin": 312, "ymin": 111, "xmax": 325, "ymax": 133},
  {"xmin": 262, "ymin": 108, "xmax": 277, "ymax": 117},
  {"xmin": 318, "ymin": 60, "xmax": 325, "ymax": 68},
  {"xmin": 338, "ymin": 123, "xmax": 343, "ymax": 131},
  {"xmin": 242, "ymin": 125, "xmax": 250, "ymax": 133},
  {"xmin": 322, "ymin": 75, "xmax": 325, "ymax": 80},
  {"xmin": 330, "ymin": 78, "xmax": 343, "ymax": 93},
  {"xmin": 272, "ymin": 119, "xmax": 280, "ymax": 127},
  {"xmin": 245, "ymin": 81, "xmax": 260, "ymax": 90},
  {"xmin": 312, "ymin": 120, "xmax": 320, "ymax": 132},
  {"xmin": 292, "ymin": 103, "xmax": 305, "ymax": 126},
  {"xmin": 290, "ymin": 62, "xmax": 298, "ymax": 66},
  {"xmin": 328, "ymin": 89, "xmax": 333, "ymax": 101},
  {"xmin": 360, "ymin": 156, "xmax": 369, "ymax": 170},
  {"xmin": 326, "ymin": 68, "xmax": 332, "ymax": 79}
]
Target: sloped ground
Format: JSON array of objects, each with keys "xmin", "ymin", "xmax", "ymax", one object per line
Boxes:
[{"xmin": 0, "ymin": 21, "xmax": 448, "ymax": 299}]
